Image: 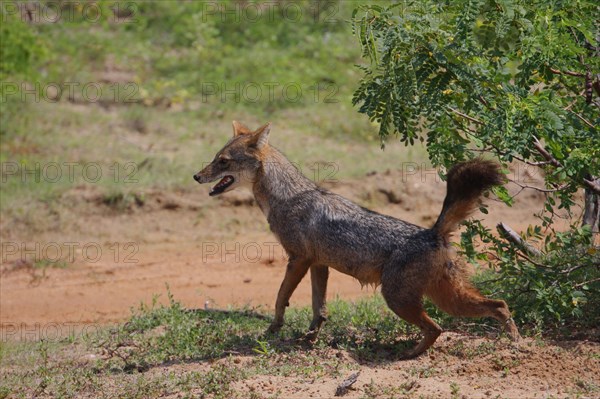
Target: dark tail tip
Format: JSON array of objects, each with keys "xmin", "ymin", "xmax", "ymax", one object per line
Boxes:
[
  {"xmin": 445, "ymin": 158, "xmax": 504, "ymax": 202},
  {"xmin": 433, "ymin": 158, "xmax": 504, "ymax": 238}
]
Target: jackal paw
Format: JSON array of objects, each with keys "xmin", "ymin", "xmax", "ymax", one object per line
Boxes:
[
  {"xmin": 508, "ymin": 329, "xmax": 521, "ymax": 342},
  {"xmin": 266, "ymin": 322, "xmax": 282, "ymax": 334},
  {"xmin": 302, "ymin": 328, "xmax": 320, "ymax": 343},
  {"xmin": 398, "ymin": 348, "xmax": 424, "ymax": 360},
  {"xmin": 505, "ymin": 318, "xmax": 521, "ymax": 342}
]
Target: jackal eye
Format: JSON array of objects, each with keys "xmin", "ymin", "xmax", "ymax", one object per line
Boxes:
[{"xmin": 218, "ymin": 158, "xmax": 230, "ymax": 166}]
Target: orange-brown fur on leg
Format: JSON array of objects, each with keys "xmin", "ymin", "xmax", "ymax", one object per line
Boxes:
[
  {"xmin": 380, "ymin": 255, "xmax": 443, "ymax": 358},
  {"xmin": 426, "ymin": 255, "xmax": 520, "ymax": 340},
  {"xmin": 267, "ymin": 258, "xmax": 312, "ymax": 333}
]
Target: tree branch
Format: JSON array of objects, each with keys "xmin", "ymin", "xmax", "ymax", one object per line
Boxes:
[
  {"xmin": 448, "ymin": 107, "xmax": 484, "ymax": 125},
  {"xmin": 561, "ymin": 262, "xmax": 599, "ymax": 275},
  {"xmin": 549, "ymin": 67, "xmax": 586, "ymax": 78},
  {"xmin": 532, "ymin": 137, "xmax": 600, "ymax": 195},
  {"xmin": 532, "ymin": 137, "xmax": 562, "ymax": 168},
  {"xmin": 574, "ymin": 277, "xmax": 600, "ymax": 289},
  {"xmin": 568, "ymin": 109, "xmax": 596, "ymax": 129},
  {"xmin": 509, "ymin": 179, "xmax": 567, "ymax": 193},
  {"xmin": 583, "ymin": 179, "xmax": 600, "ymax": 196},
  {"xmin": 478, "ymin": 95, "xmax": 490, "ymax": 108},
  {"xmin": 457, "ymin": 118, "xmax": 600, "ymax": 195},
  {"xmin": 497, "ymin": 222, "xmax": 543, "ymax": 258},
  {"xmin": 516, "ymin": 251, "xmax": 551, "ymax": 270}
]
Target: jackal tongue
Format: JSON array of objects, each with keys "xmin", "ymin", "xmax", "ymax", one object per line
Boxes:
[{"xmin": 209, "ymin": 175, "xmax": 234, "ymax": 196}]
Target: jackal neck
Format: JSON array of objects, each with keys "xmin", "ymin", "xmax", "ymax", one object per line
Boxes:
[{"xmin": 252, "ymin": 147, "xmax": 316, "ymax": 218}]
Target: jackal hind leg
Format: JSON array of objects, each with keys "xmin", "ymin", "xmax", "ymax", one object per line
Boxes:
[
  {"xmin": 381, "ymin": 265, "xmax": 442, "ymax": 359},
  {"xmin": 425, "ymin": 272, "xmax": 521, "ymax": 341},
  {"xmin": 304, "ymin": 265, "xmax": 329, "ymax": 341},
  {"xmin": 267, "ymin": 258, "xmax": 311, "ymax": 334}
]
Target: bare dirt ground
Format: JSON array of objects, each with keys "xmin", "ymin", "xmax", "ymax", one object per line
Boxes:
[
  {"xmin": 227, "ymin": 334, "xmax": 599, "ymax": 399},
  {"xmin": 2, "ymin": 168, "xmax": 598, "ymax": 398}
]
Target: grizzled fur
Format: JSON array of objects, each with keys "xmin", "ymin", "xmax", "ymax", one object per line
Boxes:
[{"xmin": 194, "ymin": 122, "xmax": 520, "ymax": 358}]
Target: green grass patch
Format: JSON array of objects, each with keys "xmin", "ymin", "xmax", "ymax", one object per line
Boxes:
[
  {"xmin": 4, "ymin": 293, "xmax": 418, "ymax": 397},
  {"xmin": 0, "ymin": 0, "xmax": 427, "ymax": 220},
  {"xmin": 1, "ymin": 290, "xmax": 590, "ymax": 398}
]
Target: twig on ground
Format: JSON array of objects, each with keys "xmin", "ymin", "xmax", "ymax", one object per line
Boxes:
[{"xmin": 335, "ymin": 372, "xmax": 360, "ymax": 396}]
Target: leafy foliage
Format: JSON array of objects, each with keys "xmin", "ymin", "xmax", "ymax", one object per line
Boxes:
[
  {"xmin": 0, "ymin": 7, "xmax": 47, "ymax": 82},
  {"xmin": 461, "ymin": 220, "xmax": 599, "ymax": 329},
  {"xmin": 352, "ymin": 0, "xmax": 599, "ymax": 330}
]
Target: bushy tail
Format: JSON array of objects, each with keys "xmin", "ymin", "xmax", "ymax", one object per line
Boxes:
[{"xmin": 432, "ymin": 159, "xmax": 504, "ymax": 239}]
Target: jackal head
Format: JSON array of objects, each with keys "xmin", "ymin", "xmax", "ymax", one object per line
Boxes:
[{"xmin": 193, "ymin": 121, "xmax": 270, "ymax": 196}]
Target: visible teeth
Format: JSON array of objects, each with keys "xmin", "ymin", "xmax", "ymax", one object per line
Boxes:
[
  {"xmin": 214, "ymin": 176, "xmax": 233, "ymax": 190},
  {"xmin": 217, "ymin": 177, "xmax": 232, "ymax": 187}
]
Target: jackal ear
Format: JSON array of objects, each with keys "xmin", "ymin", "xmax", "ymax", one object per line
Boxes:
[
  {"xmin": 232, "ymin": 121, "xmax": 252, "ymax": 137},
  {"xmin": 250, "ymin": 122, "xmax": 271, "ymax": 149}
]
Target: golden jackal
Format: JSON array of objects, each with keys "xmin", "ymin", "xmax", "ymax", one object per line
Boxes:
[{"xmin": 194, "ymin": 121, "xmax": 520, "ymax": 358}]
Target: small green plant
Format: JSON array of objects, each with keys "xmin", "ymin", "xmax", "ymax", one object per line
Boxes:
[
  {"xmin": 102, "ymin": 191, "xmax": 145, "ymax": 211},
  {"xmin": 34, "ymin": 340, "xmax": 50, "ymax": 396},
  {"xmin": 33, "ymin": 259, "xmax": 68, "ymax": 269},
  {"xmin": 252, "ymin": 339, "xmax": 274, "ymax": 356},
  {"xmin": 196, "ymin": 362, "xmax": 245, "ymax": 399},
  {"xmin": 450, "ymin": 381, "xmax": 461, "ymax": 398},
  {"xmin": 0, "ymin": 7, "xmax": 47, "ymax": 81},
  {"xmin": 574, "ymin": 378, "xmax": 599, "ymax": 395}
]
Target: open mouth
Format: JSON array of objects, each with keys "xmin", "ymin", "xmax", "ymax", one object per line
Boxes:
[{"xmin": 209, "ymin": 175, "xmax": 234, "ymax": 196}]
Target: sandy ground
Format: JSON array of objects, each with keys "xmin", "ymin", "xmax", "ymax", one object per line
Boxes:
[{"xmin": 226, "ymin": 334, "xmax": 599, "ymax": 399}]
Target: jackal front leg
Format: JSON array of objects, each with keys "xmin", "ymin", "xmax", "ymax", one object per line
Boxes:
[
  {"xmin": 267, "ymin": 258, "xmax": 311, "ymax": 334},
  {"xmin": 305, "ymin": 265, "xmax": 329, "ymax": 341}
]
